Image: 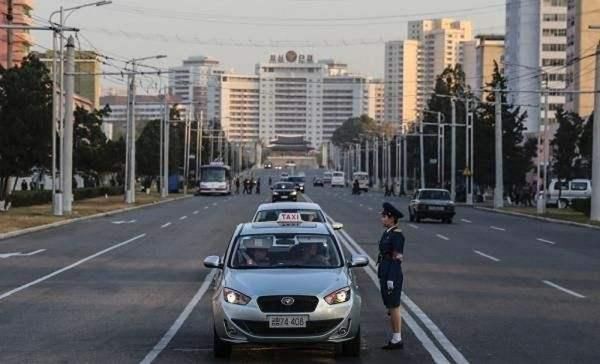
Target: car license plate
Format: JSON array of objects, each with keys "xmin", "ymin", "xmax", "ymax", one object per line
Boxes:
[
  {"xmin": 429, "ymin": 206, "xmax": 444, "ymax": 211},
  {"xmin": 280, "ymin": 195, "xmax": 288, "ymax": 199},
  {"xmin": 268, "ymin": 315, "xmax": 308, "ymax": 328}
]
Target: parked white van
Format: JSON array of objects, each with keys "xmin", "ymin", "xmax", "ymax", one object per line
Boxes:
[
  {"xmin": 546, "ymin": 179, "xmax": 592, "ymax": 208},
  {"xmin": 331, "ymin": 171, "xmax": 346, "ymax": 187},
  {"xmin": 352, "ymin": 172, "xmax": 369, "ymax": 191}
]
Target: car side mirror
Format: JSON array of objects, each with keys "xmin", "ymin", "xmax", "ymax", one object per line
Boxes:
[
  {"xmin": 204, "ymin": 255, "xmax": 223, "ymax": 269},
  {"xmin": 348, "ymin": 254, "xmax": 369, "ymax": 268},
  {"xmin": 332, "ymin": 223, "xmax": 344, "ymax": 230}
]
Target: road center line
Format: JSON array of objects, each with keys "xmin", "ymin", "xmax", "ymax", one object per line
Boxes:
[
  {"xmin": 368, "ymin": 207, "xmax": 373, "ymax": 211},
  {"xmin": 140, "ymin": 270, "xmax": 217, "ymax": 364},
  {"xmin": 536, "ymin": 238, "xmax": 556, "ymax": 245},
  {"xmin": 461, "ymin": 219, "xmax": 472, "ymax": 223},
  {"xmin": 204, "ymin": 206, "xmax": 209, "ymax": 209},
  {"xmin": 160, "ymin": 222, "xmax": 171, "ymax": 229},
  {"xmin": 473, "ymin": 250, "xmax": 500, "ymax": 262},
  {"xmin": 542, "ymin": 280, "xmax": 586, "ymax": 299},
  {"xmin": 436, "ymin": 234, "xmax": 450, "ymax": 241},
  {"xmin": 179, "ymin": 216, "xmax": 188, "ymax": 221},
  {"xmin": 0, "ymin": 234, "xmax": 146, "ymax": 302},
  {"xmin": 408, "ymin": 224, "xmax": 419, "ymax": 229},
  {"xmin": 490, "ymin": 226, "xmax": 506, "ymax": 231},
  {"xmin": 193, "ymin": 210, "xmax": 199, "ymax": 215}
]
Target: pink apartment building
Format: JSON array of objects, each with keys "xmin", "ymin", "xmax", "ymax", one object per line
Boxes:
[{"xmin": 1, "ymin": 0, "xmax": 34, "ymax": 69}]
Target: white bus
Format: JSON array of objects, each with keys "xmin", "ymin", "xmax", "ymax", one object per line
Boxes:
[{"xmin": 198, "ymin": 162, "xmax": 231, "ymax": 195}]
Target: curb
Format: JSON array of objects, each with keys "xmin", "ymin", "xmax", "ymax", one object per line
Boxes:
[
  {"xmin": 0, "ymin": 195, "xmax": 193, "ymax": 242},
  {"xmin": 475, "ymin": 206, "xmax": 600, "ymax": 231}
]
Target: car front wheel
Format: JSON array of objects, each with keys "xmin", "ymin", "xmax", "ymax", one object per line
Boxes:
[{"xmin": 213, "ymin": 325, "xmax": 232, "ymax": 358}]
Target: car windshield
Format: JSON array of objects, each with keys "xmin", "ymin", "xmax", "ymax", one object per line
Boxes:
[
  {"xmin": 419, "ymin": 190, "xmax": 451, "ymax": 200},
  {"xmin": 254, "ymin": 209, "xmax": 325, "ymax": 223},
  {"xmin": 201, "ymin": 168, "xmax": 226, "ymax": 182},
  {"xmin": 333, "ymin": 172, "xmax": 343, "ymax": 177},
  {"xmin": 288, "ymin": 176, "xmax": 305, "ymax": 183},
  {"xmin": 273, "ymin": 182, "xmax": 295, "ymax": 189},
  {"xmin": 230, "ymin": 234, "xmax": 342, "ymax": 269}
]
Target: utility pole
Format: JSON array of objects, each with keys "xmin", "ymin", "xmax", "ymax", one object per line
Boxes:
[
  {"xmin": 403, "ymin": 129, "xmax": 407, "ymax": 194},
  {"xmin": 6, "ymin": 0, "xmax": 13, "ymax": 68},
  {"xmin": 590, "ymin": 42, "xmax": 600, "ymax": 222},
  {"xmin": 437, "ymin": 114, "xmax": 443, "ymax": 187},
  {"xmin": 494, "ymin": 89, "xmax": 504, "ymax": 208},
  {"xmin": 125, "ymin": 62, "xmax": 137, "ymax": 203},
  {"xmin": 62, "ymin": 36, "xmax": 75, "ymax": 213},
  {"xmin": 420, "ymin": 118, "xmax": 426, "ymax": 189},
  {"xmin": 161, "ymin": 93, "xmax": 169, "ymax": 198},
  {"xmin": 465, "ymin": 99, "xmax": 474, "ymax": 205},
  {"xmin": 196, "ymin": 110, "xmax": 203, "ymax": 181},
  {"xmin": 374, "ymin": 137, "xmax": 379, "ymax": 189},
  {"xmin": 365, "ymin": 139, "xmax": 370, "ymax": 177},
  {"xmin": 451, "ymin": 98, "xmax": 457, "ymax": 200}
]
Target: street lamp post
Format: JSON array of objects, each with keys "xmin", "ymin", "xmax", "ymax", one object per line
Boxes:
[{"xmin": 48, "ymin": 0, "xmax": 112, "ymax": 215}]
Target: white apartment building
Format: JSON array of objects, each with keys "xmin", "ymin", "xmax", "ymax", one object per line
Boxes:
[
  {"xmin": 169, "ymin": 56, "xmax": 221, "ymax": 118},
  {"xmin": 100, "ymin": 94, "xmax": 182, "ymax": 140},
  {"xmin": 367, "ymin": 79, "xmax": 385, "ymax": 122},
  {"xmin": 209, "ymin": 51, "xmax": 374, "ymax": 148},
  {"xmin": 384, "ymin": 40, "xmax": 419, "ymax": 125},
  {"xmin": 505, "ymin": 0, "xmax": 568, "ymax": 132},
  {"xmin": 461, "ymin": 35, "xmax": 505, "ymax": 99}
]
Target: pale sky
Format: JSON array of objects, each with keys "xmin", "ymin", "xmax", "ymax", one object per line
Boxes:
[{"xmin": 33, "ymin": 0, "xmax": 506, "ymax": 93}]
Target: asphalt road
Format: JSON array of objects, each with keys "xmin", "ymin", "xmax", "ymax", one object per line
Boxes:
[{"xmin": 1, "ymin": 169, "xmax": 599, "ymax": 363}]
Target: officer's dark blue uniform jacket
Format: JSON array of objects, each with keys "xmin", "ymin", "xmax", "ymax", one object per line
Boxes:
[{"xmin": 377, "ymin": 226, "xmax": 404, "ymax": 283}]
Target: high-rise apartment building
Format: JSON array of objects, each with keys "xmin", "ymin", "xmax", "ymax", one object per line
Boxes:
[
  {"xmin": 0, "ymin": 0, "xmax": 33, "ymax": 69},
  {"xmin": 208, "ymin": 51, "xmax": 374, "ymax": 148},
  {"xmin": 384, "ymin": 40, "xmax": 419, "ymax": 125},
  {"xmin": 565, "ymin": 0, "xmax": 600, "ymax": 118},
  {"xmin": 461, "ymin": 35, "xmax": 505, "ymax": 98},
  {"xmin": 39, "ymin": 50, "xmax": 103, "ymax": 108},
  {"xmin": 505, "ymin": 0, "xmax": 568, "ymax": 132},
  {"xmin": 367, "ymin": 79, "xmax": 385, "ymax": 122},
  {"xmin": 169, "ymin": 56, "xmax": 220, "ymax": 120}
]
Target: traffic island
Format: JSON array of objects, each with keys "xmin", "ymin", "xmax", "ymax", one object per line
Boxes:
[{"xmin": 0, "ymin": 192, "xmax": 188, "ymax": 238}]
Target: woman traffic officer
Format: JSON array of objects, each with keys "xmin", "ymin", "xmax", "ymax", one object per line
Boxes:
[{"xmin": 378, "ymin": 202, "xmax": 405, "ymax": 350}]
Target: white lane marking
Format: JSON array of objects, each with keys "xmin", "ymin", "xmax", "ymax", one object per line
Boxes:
[
  {"xmin": 490, "ymin": 226, "xmax": 506, "ymax": 231},
  {"xmin": 359, "ymin": 203, "xmax": 363, "ymax": 207},
  {"xmin": 0, "ymin": 234, "xmax": 146, "ymax": 302},
  {"xmin": 336, "ymin": 228, "xmax": 463, "ymax": 364},
  {"xmin": 140, "ymin": 270, "xmax": 217, "ymax": 364},
  {"xmin": 473, "ymin": 250, "xmax": 500, "ymax": 262},
  {"xmin": 111, "ymin": 219, "xmax": 136, "ymax": 225},
  {"xmin": 408, "ymin": 224, "xmax": 419, "ymax": 229},
  {"xmin": 542, "ymin": 280, "xmax": 586, "ymax": 299},
  {"xmin": 436, "ymin": 234, "xmax": 450, "ymax": 241},
  {"xmin": 461, "ymin": 219, "xmax": 472, "ymax": 223},
  {"xmin": 204, "ymin": 206, "xmax": 209, "ymax": 209},
  {"xmin": 212, "ymin": 202, "xmax": 218, "ymax": 206},
  {"xmin": 179, "ymin": 216, "xmax": 188, "ymax": 221},
  {"xmin": 336, "ymin": 231, "xmax": 450, "ymax": 364},
  {"xmin": 0, "ymin": 249, "xmax": 46, "ymax": 259},
  {"xmin": 537, "ymin": 238, "xmax": 556, "ymax": 245},
  {"xmin": 368, "ymin": 207, "xmax": 373, "ymax": 211},
  {"xmin": 160, "ymin": 222, "xmax": 171, "ymax": 229},
  {"xmin": 193, "ymin": 210, "xmax": 199, "ymax": 215}
]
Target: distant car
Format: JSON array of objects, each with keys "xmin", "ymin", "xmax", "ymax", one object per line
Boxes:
[
  {"xmin": 331, "ymin": 172, "xmax": 345, "ymax": 188},
  {"xmin": 287, "ymin": 176, "xmax": 305, "ymax": 193},
  {"xmin": 408, "ymin": 188, "xmax": 455, "ymax": 223},
  {"xmin": 274, "ymin": 165, "xmax": 283, "ymax": 170},
  {"xmin": 323, "ymin": 172, "xmax": 332, "ymax": 185},
  {"xmin": 264, "ymin": 162, "xmax": 273, "ymax": 169},
  {"xmin": 313, "ymin": 178, "xmax": 324, "ymax": 187},
  {"xmin": 280, "ymin": 172, "xmax": 289, "ymax": 180},
  {"xmin": 271, "ymin": 181, "xmax": 298, "ymax": 202},
  {"xmin": 286, "ymin": 160, "xmax": 296, "ymax": 168},
  {"xmin": 203, "ymin": 215, "xmax": 366, "ymax": 358}
]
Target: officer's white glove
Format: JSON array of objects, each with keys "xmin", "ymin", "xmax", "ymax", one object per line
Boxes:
[{"xmin": 387, "ymin": 280, "xmax": 394, "ymax": 291}]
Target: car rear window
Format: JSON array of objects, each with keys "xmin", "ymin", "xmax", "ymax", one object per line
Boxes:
[
  {"xmin": 419, "ymin": 190, "xmax": 451, "ymax": 200},
  {"xmin": 274, "ymin": 183, "xmax": 295, "ymax": 189},
  {"xmin": 333, "ymin": 172, "xmax": 344, "ymax": 177},
  {"xmin": 570, "ymin": 182, "xmax": 588, "ymax": 191}
]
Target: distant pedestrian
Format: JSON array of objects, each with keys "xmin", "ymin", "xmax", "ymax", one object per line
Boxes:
[
  {"xmin": 268, "ymin": 176, "xmax": 272, "ymax": 186},
  {"xmin": 235, "ymin": 178, "xmax": 240, "ymax": 194},
  {"xmin": 243, "ymin": 178, "xmax": 250, "ymax": 194},
  {"xmin": 21, "ymin": 180, "xmax": 28, "ymax": 191},
  {"xmin": 256, "ymin": 178, "xmax": 261, "ymax": 194}
]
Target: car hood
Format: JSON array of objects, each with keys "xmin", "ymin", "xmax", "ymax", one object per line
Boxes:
[
  {"xmin": 224, "ymin": 268, "xmax": 349, "ymax": 296},
  {"xmin": 418, "ymin": 199, "xmax": 453, "ymax": 206}
]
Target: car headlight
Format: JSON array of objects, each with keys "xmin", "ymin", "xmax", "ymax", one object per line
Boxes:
[
  {"xmin": 223, "ymin": 288, "xmax": 251, "ymax": 305},
  {"xmin": 273, "ymin": 191, "xmax": 279, "ymax": 195},
  {"xmin": 290, "ymin": 191, "xmax": 297, "ymax": 195},
  {"xmin": 324, "ymin": 287, "xmax": 351, "ymax": 305}
]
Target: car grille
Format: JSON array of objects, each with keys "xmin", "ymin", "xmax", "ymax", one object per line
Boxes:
[
  {"xmin": 232, "ymin": 319, "xmax": 343, "ymax": 337},
  {"xmin": 257, "ymin": 295, "xmax": 319, "ymax": 313}
]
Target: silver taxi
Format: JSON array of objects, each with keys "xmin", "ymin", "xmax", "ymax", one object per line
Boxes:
[{"xmin": 204, "ymin": 214, "xmax": 368, "ymax": 358}]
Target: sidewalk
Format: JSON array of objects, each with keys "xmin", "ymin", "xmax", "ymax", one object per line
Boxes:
[
  {"xmin": 0, "ymin": 192, "xmax": 188, "ymax": 237},
  {"xmin": 474, "ymin": 204, "xmax": 600, "ymax": 230}
]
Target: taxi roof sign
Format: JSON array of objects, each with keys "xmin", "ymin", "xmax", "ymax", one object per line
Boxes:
[{"xmin": 277, "ymin": 212, "xmax": 303, "ymax": 225}]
